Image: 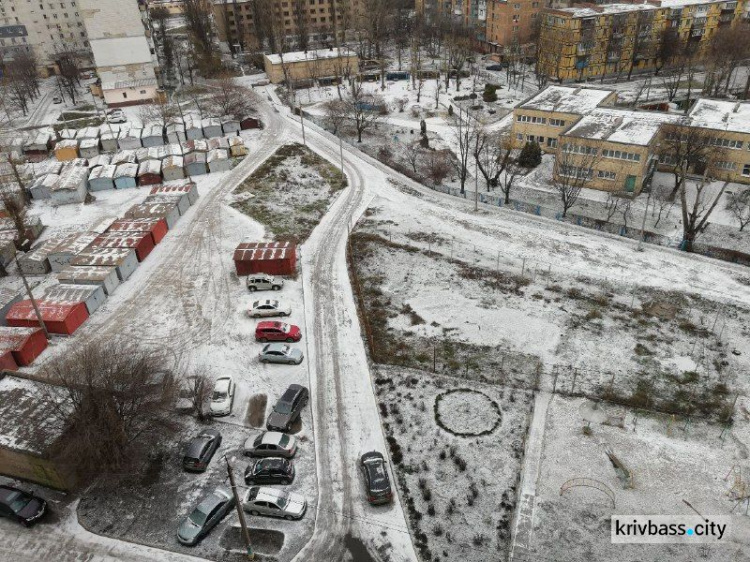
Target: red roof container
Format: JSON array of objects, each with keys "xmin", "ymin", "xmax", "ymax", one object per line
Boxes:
[
  {"xmin": 0, "ymin": 351, "xmax": 18, "ymax": 371},
  {"xmin": 6, "ymin": 300, "xmax": 89, "ymax": 336},
  {"xmin": 108, "ymin": 218, "xmax": 168, "ymax": 245},
  {"xmin": 233, "ymin": 241, "xmax": 297, "ymax": 276},
  {"xmin": 0, "ymin": 326, "xmax": 48, "ymax": 366},
  {"xmin": 91, "ymin": 232, "xmax": 155, "ymax": 262}
]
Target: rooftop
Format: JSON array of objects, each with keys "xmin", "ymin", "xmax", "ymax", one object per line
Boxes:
[
  {"xmin": 564, "ymin": 108, "xmax": 681, "ymax": 146},
  {"xmin": 687, "ymin": 99, "xmax": 750, "ymax": 135},
  {"xmin": 265, "ymin": 48, "xmax": 356, "ymax": 65},
  {"xmin": 556, "ymin": 0, "xmax": 727, "ymax": 18},
  {"xmin": 519, "ymin": 85, "xmax": 615, "ymax": 114}
]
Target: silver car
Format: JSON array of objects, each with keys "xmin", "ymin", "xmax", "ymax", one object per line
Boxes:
[
  {"xmin": 247, "ymin": 274, "xmax": 283, "ymax": 292},
  {"xmin": 243, "ymin": 431, "xmax": 297, "ymax": 458},
  {"xmin": 259, "ymin": 343, "xmax": 304, "ymax": 365},
  {"xmin": 209, "ymin": 376, "xmax": 235, "ymax": 417},
  {"xmin": 247, "ymin": 299, "xmax": 292, "ymax": 318},
  {"xmin": 242, "ymin": 486, "xmax": 307, "ymax": 520},
  {"xmin": 177, "ymin": 488, "xmax": 234, "ymax": 546}
]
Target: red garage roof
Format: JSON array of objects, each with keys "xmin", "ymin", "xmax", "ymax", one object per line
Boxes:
[
  {"xmin": 234, "ymin": 241, "xmax": 296, "ymax": 262},
  {"xmin": 0, "ymin": 326, "xmax": 47, "ymax": 366},
  {"xmin": 108, "ymin": 218, "xmax": 168, "ymax": 244},
  {"xmin": 6, "ymin": 300, "xmax": 89, "ymax": 336},
  {"xmin": 92, "ymin": 232, "xmax": 155, "ymax": 261}
]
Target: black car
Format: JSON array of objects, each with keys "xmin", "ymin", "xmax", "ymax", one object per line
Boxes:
[
  {"xmin": 359, "ymin": 452, "xmax": 393, "ymax": 505},
  {"xmin": 266, "ymin": 384, "xmax": 309, "ymax": 432},
  {"xmin": 183, "ymin": 429, "xmax": 222, "ymax": 472},
  {"xmin": 244, "ymin": 457, "xmax": 295, "ymax": 485},
  {"xmin": 0, "ymin": 485, "xmax": 47, "ymax": 527}
]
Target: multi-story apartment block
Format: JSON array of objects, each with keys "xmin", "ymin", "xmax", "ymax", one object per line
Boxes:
[
  {"xmin": 212, "ymin": 0, "xmax": 362, "ymax": 53},
  {"xmin": 510, "ymin": 85, "xmax": 750, "ymax": 194},
  {"xmin": 511, "ymin": 85, "xmax": 618, "ymax": 151},
  {"xmin": 79, "ymin": 0, "xmax": 160, "ymax": 107},
  {"xmin": 0, "ymin": 0, "xmax": 91, "ymax": 75},
  {"xmin": 484, "ymin": 0, "xmax": 550, "ymax": 49},
  {"xmin": 537, "ymin": 0, "xmax": 749, "ymax": 82}
]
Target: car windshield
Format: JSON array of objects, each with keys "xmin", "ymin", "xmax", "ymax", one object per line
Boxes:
[
  {"xmin": 281, "ymin": 324, "xmax": 291, "ymax": 333},
  {"xmin": 275, "ymin": 402, "xmax": 293, "ymax": 415},
  {"xmin": 274, "ymin": 496, "xmax": 288, "ymax": 509},
  {"xmin": 367, "ymin": 462, "xmax": 390, "ymax": 491},
  {"xmin": 212, "ymin": 390, "xmax": 226, "ymax": 401},
  {"xmin": 7, "ymin": 492, "xmax": 31, "ymax": 513},
  {"xmin": 281, "ymin": 345, "xmax": 290, "ymax": 354},
  {"xmin": 189, "ymin": 507, "xmax": 209, "ymax": 526},
  {"xmin": 278, "ymin": 434, "xmax": 290, "ymax": 447}
]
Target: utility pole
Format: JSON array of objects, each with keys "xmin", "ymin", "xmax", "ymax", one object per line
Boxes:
[
  {"xmin": 637, "ymin": 185, "xmax": 652, "ymax": 252},
  {"xmin": 14, "ymin": 255, "xmax": 49, "ymax": 340},
  {"xmin": 225, "ymin": 457, "xmax": 254, "ymax": 560},
  {"xmin": 299, "ymin": 105, "xmax": 306, "ymax": 146},
  {"xmin": 338, "ymin": 134, "xmax": 344, "ymax": 173}
]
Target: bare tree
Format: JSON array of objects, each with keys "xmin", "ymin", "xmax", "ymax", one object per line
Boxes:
[
  {"xmin": 56, "ymin": 50, "xmax": 83, "ymax": 105},
  {"xmin": 423, "ymin": 149, "xmax": 451, "ymax": 186},
  {"xmin": 703, "ymin": 24, "xmax": 750, "ymax": 97},
  {"xmin": 657, "ymin": 121, "xmax": 713, "ymax": 198},
  {"xmin": 680, "ymin": 169, "xmax": 727, "ymax": 252},
  {"xmin": 404, "ymin": 141, "xmax": 422, "ymax": 174},
  {"xmin": 498, "ymin": 160, "xmax": 523, "ymax": 205},
  {"xmin": 654, "ymin": 26, "xmax": 681, "ymax": 75},
  {"xmin": 727, "ymin": 188, "xmax": 750, "ymax": 232},
  {"xmin": 42, "ymin": 341, "xmax": 178, "ymax": 482},
  {"xmin": 184, "ymin": 372, "xmax": 212, "ymax": 420},
  {"xmin": 450, "ymin": 108, "xmax": 479, "ymax": 194},
  {"xmin": 183, "ymin": 0, "xmax": 220, "ymax": 75},
  {"xmin": 292, "ymin": 0, "xmax": 310, "ymax": 52},
  {"xmin": 322, "ymin": 99, "xmax": 348, "ymax": 134},
  {"xmin": 208, "ymin": 77, "xmax": 257, "ymax": 116},
  {"xmin": 650, "ymin": 181, "xmax": 675, "ymax": 227},
  {"xmin": 627, "ymin": 11, "xmax": 654, "ymax": 80},
  {"xmin": 604, "ymin": 192, "xmax": 623, "ymax": 222},
  {"xmin": 151, "ymin": 6, "xmax": 175, "ymax": 84},
  {"xmin": 553, "ymin": 148, "xmax": 601, "ymax": 218},
  {"xmin": 343, "ymin": 82, "xmax": 383, "ymax": 143},
  {"xmin": 474, "ymin": 130, "xmax": 514, "ymax": 193}
]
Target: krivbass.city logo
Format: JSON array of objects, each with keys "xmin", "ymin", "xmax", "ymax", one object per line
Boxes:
[{"xmin": 611, "ymin": 515, "xmax": 732, "ymax": 544}]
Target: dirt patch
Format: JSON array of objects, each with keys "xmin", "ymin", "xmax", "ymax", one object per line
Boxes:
[
  {"xmin": 344, "ymin": 533, "xmax": 377, "ymax": 562},
  {"xmin": 220, "ymin": 527, "xmax": 285, "ymax": 555},
  {"xmin": 231, "ymin": 143, "xmax": 346, "ymax": 243},
  {"xmin": 434, "ymin": 389, "xmax": 502, "ymax": 437},
  {"xmin": 246, "ymin": 394, "xmax": 267, "ymax": 427}
]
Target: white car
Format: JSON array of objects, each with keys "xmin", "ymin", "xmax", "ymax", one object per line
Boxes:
[
  {"xmin": 242, "ymin": 486, "xmax": 307, "ymax": 520},
  {"xmin": 247, "ymin": 299, "xmax": 291, "ymax": 318},
  {"xmin": 209, "ymin": 376, "xmax": 235, "ymax": 417},
  {"xmin": 107, "ymin": 109, "xmax": 126, "ymax": 124}
]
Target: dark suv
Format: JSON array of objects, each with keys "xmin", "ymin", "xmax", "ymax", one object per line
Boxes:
[
  {"xmin": 266, "ymin": 384, "xmax": 309, "ymax": 432},
  {"xmin": 0, "ymin": 485, "xmax": 47, "ymax": 527},
  {"xmin": 244, "ymin": 457, "xmax": 295, "ymax": 485},
  {"xmin": 359, "ymin": 452, "xmax": 393, "ymax": 505},
  {"xmin": 183, "ymin": 429, "xmax": 222, "ymax": 472}
]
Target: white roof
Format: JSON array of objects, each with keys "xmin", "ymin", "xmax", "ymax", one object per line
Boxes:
[
  {"xmin": 55, "ymin": 139, "xmax": 78, "ymax": 150},
  {"xmin": 519, "ymin": 85, "xmax": 615, "ymax": 114},
  {"xmin": 90, "ymin": 36, "xmax": 153, "ymax": 68},
  {"xmin": 138, "ymin": 160, "xmax": 162, "ymax": 175},
  {"xmin": 80, "ymin": 138, "xmax": 99, "ymax": 149},
  {"xmin": 564, "ymin": 108, "xmax": 681, "ymax": 146},
  {"xmin": 207, "ymin": 148, "xmax": 228, "ymax": 162},
  {"xmin": 56, "ymin": 166, "xmax": 89, "ymax": 190},
  {"xmin": 143, "ymin": 123, "xmax": 164, "ymax": 138},
  {"xmin": 559, "ymin": 0, "xmax": 725, "ymax": 18},
  {"xmin": 163, "ymin": 155, "xmax": 184, "ymax": 168},
  {"xmin": 115, "ymin": 163, "xmax": 138, "ymax": 178},
  {"xmin": 688, "ymin": 99, "xmax": 750, "ymax": 135},
  {"xmin": 265, "ymin": 48, "xmax": 355, "ymax": 65},
  {"xmin": 120, "ymin": 128, "xmax": 143, "ymax": 139},
  {"xmin": 88, "ymin": 154, "xmax": 112, "ymax": 168},
  {"xmin": 89, "ymin": 164, "xmax": 117, "ymax": 180},
  {"xmin": 201, "ymin": 117, "xmax": 221, "ymax": 128}
]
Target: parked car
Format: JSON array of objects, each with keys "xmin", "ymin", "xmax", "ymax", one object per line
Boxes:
[
  {"xmin": 247, "ymin": 299, "xmax": 291, "ymax": 318},
  {"xmin": 244, "ymin": 457, "xmax": 295, "ymax": 485},
  {"xmin": 183, "ymin": 429, "xmax": 222, "ymax": 472},
  {"xmin": 259, "ymin": 343, "xmax": 304, "ymax": 365},
  {"xmin": 0, "ymin": 485, "xmax": 47, "ymax": 527},
  {"xmin": 177, "ymin": 488, "xmax": 234, "ymax": 546},
  {"xmin": 52, "ymin": 96, "xmax": 62, "ymax": 104},
  {"xmin": 359, "ymin": 451, "xmax": 393, "ymax": 505},
  {"xmin": 255, "ymin": 321, "xmax": 301, "ymax": 343},
  {"xmin": 209, "ymin": 376, "xmax": 235, "ymax": 417},
  {"xmin": 107, "ymin": 109, "xmax": 126, "ymax": 123},
  {"xmin": 247, "ymin": 273, "xmax": 283, "ymax": 292},
  {"xmin": 242, "ymin": 486, "xmax": 306, "ymax": 520},
  {"xmin": 243, "ymin": 431, "xmax": 297, "ymax": 458},
  {"xmin": 267, "ymin": 384, "xmax": 308, "ymax": 432}
]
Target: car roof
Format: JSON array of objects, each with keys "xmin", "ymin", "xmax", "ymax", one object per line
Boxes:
[
  {"xmin": 0, "ymin": 486, "xmax": 25, "ymax": 502},
  {"xmin": 362, "ymin": 451, "xmax": 385, "ymax": 463},
  {"xmin": 266, "ymin": 343, "xmax": 287, "ymax": 351},
  {"xmin": 261, "ymin": 431, "xmax": 285, "ymax": 444},
  {"xmin": 214, "ymin": 377, "xmax": 232, "ymax": 391},
  {"xmin": 252, "ymin": 486, "xmax": 289, "ymax": 503},
  {"xmin": 256, "ymin": 457, "xmax": 287, "ymax": 469},
  {"xmin": 280, "ymin": 384, "xmax": 305, "ymax": 401},
  {"xmin": 198, "ymin": 488, "xmax": 231, "ymax": 511},
  {"xmin": 257, "ymin": 321, "xmax": 285, "ymax": 329}
]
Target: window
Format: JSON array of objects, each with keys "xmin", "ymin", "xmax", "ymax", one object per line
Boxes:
[
  {"xmin": 550, "ymin": 118, "xmax": 566, "ymax": 127},
  {"xmin": 602, "ymin": 148, "xmax": 641, "ymax": 162},
  {"xmin": 123, "ymin": 92, "xmax": 127, "ymax": 98},
  {"xmin": 516, "ymin": 133, "xmax": 523, "ymax": 141},
  {"xmin": 559, "ymin": 165, "xmax": 593, "ymax": 179},
  {"xmin": 716, "ymin": 161, "xmax": 737, "ymax": 170},
  {"xmin": 517, "ymin": 115, "xmax": 547, "ymax": 124},
  {"xmin": 547, "ymin": 138, "xmax": 558, "ymax": 148},
  {"xmin": 513, "ymin": 14, "xmax": 520, "ymax": 22},
  {"xmin": 743, "ymin": 164, "xmax": 750, "ymax": 176},
  {"xmin": 709, "ymin": 137, "xmax": 743, "ymax": 149},
  {"xmin": 562, "ymin": 143, "xmax": 597, "ymax": 155},
  {"xmin": 514, "ymin": 3, "xmax": 520, "ymax": 8},
  {"xmin": 598, "ymin": 170, "xmax": 617, "ymax": 180}
]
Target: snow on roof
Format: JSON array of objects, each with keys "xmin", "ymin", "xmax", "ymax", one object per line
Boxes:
[
  {"xmin": 115, "ymin": 163, "xmax": 138, "ymax": 178},
  {"xmin": 138, "ymin": 160, "xmax": 162, "ymax": 175},
  {"xmin": 201, "ymin": 117, "xmax": 221, "ymax": 128},
  {"xmin": 88, "ymin": 154, "xmax": 112, "ymax": 168},
  {"xmin": 151, "ymin": 182, "xmax": 194, "ymax": 195},
  {"xmin": 687, "ymin": 99, "xmax": 750, "ymax": 135},
  {"xmin": 125, "ymin": 202, "xmax": 177, "ymax": 220},
  {"xmin": 93, "ymin": 232, "xmax": 149, "ymax": 249},
  {"xmin": 147, "ymin": 146, "xmax": 169, "ymax": 160},
  {"xmin": 228, "ymin": 136, "xmax": 245, "ymax": 147},
  {"xmin": 79, "ymin": 138, "xmax": 99, "ymax": 149},
  {"xmin": 185, "ymin": 152, "xmax": 206, "ymax": 164},
  {"xmin": 58, "ymin": 129, "xmax": 78, "ymax": 140},
  {"xmin": 166, "ymin": 122, "xmax": 185, "ymax": 133},
  {"xmin": 208, "ymin": 137, "xmax": 229, "ymax": 150},
  {"xmin": 221, "ymin": 115, "xmax": 240, "ymax": 124},
  {"xmin": 32, "ymin": 173, "xmax": 61, "ymax": 189},
  {"xmin": 90, "ymin": 217, "xmax": 117, "ymax": 235},
  {"xmin": 62, "ymin": 158, "xmax": 89, "ymax": 170},
  {"xmin": 49, "ymin": 232, "xmax": 98, "ymax": 256},
  {"xmin": 143, "ymin": 123, "xmax": 164, "ymax": 138},
  {"xmin": 112, "ymin": 150, "xmax": 137, "ymax": 166},
  {"xmin": 90, "ymin": 36, "xmax": 153, "ymax": 68},
  {"xmin": 7, "ymin": 300, "xmax": 81, "ymax": 321},
  {"xmin": 89, "ymin": 164, "xmax": 117, "ymax": 181},
  {"xmin": 28, "ymin": 132, "xmax": 51, "ymax": 147},
  {"xmin": 71, "ymin": 247, "xmax": 134, "ymax": 267},
  {"xmin": 162, "ymin": 155, "xmax": 184, "ymax": 168},
  {"xmin": 55, "ymin": 139, "xmax": 78, "ymax": 150},
  {"xmin": 109, "ymin": 218, "xmax": 164, "ymax": 233},
  {"xmin": 76, "ymin": 127, "xmax": 100, "ymax": 140},
  {"xmin": 234, "ymin": 241, "xmax": 296, "ymax": 261},
  {"xmin": 564, "ymin": 108, "xmax": 681, "ymax": 146},
  {"xmin": 58, "ymin": 264, "xmax": 117, "ymax": 283},
  {"xmin": 519, "ymin": 85, "xmax": 615, "ymax": 114},
  {"xmin": 56, "ymin": 166, "xmax": 89, "ymax": 190},
  {"xmin": 207, "ymin": 148, "xmax": 228, "ymax": 162},
  {"xmin": 162, "ymin": 144, "xmax": 183, "ymax": 158},
  {"xmin": 557, "ymin": 0, "xmax": 724, "ymax": 18},
  {"xmin": 23, "ymin": 239, "xmax": 63, "ymax": 262},
  {"xmin": 43, "ymin": 283, "xmax": 99, "ymax": 303},
  {"xmin": 0, "ymin": 375, "xmax": 65, "ymax": 455},
  {"xmin": 120, "ymin": 128, "xmax": 143, "ymax": 139},
  {"xmin": 265, "ymin": 48, "xmax": 355, "ymax": 65},
  {"xmin": 0, "ymin": 288, "xmax": 21, "ymax": 306}
]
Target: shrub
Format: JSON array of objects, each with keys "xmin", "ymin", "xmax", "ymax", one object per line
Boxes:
[
  {"xmin": 517, "ymin": 141, "xmax": 542, "ymax": 169},
  {"xmin": 482, "ymin": 84, "xmax": 498, "ymax": 103},
  {"xmin": 433, "ymin": 524, "xmax": 444, "ymax": 536}
]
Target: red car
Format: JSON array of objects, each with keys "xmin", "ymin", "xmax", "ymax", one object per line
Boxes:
[{"xmin": 255, "ymin": 321, "xmax": 302, "ymax": 343}]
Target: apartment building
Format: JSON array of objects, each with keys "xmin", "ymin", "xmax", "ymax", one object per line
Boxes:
[
  {"xmin": 537, "ymin": 0, "xmax": 749, "ymax": 82},
  {"xmin": 263, "ymin": 48, "xmax": 359, "ymax": 84},
  {"xmin": 484, "ymin": 0, "xmax": 550, "ymax": 49},
  {"xmin": 79, "ymin": 0, "xmax": 160, "ymax": 107},
  {"xmin": 511, "ymin": 85, "xmax": 618, "ymax": 151},
  {"xmin": 213, "ymin": 0, "xmax": 362, "ymax": 53},
  {"xmin": 675, "ymin": 98, "xmax": 750, "ymax": 182},
  {"xmin": 0, "ymin": 0, "xmax": 91, "ymax": 75}
]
